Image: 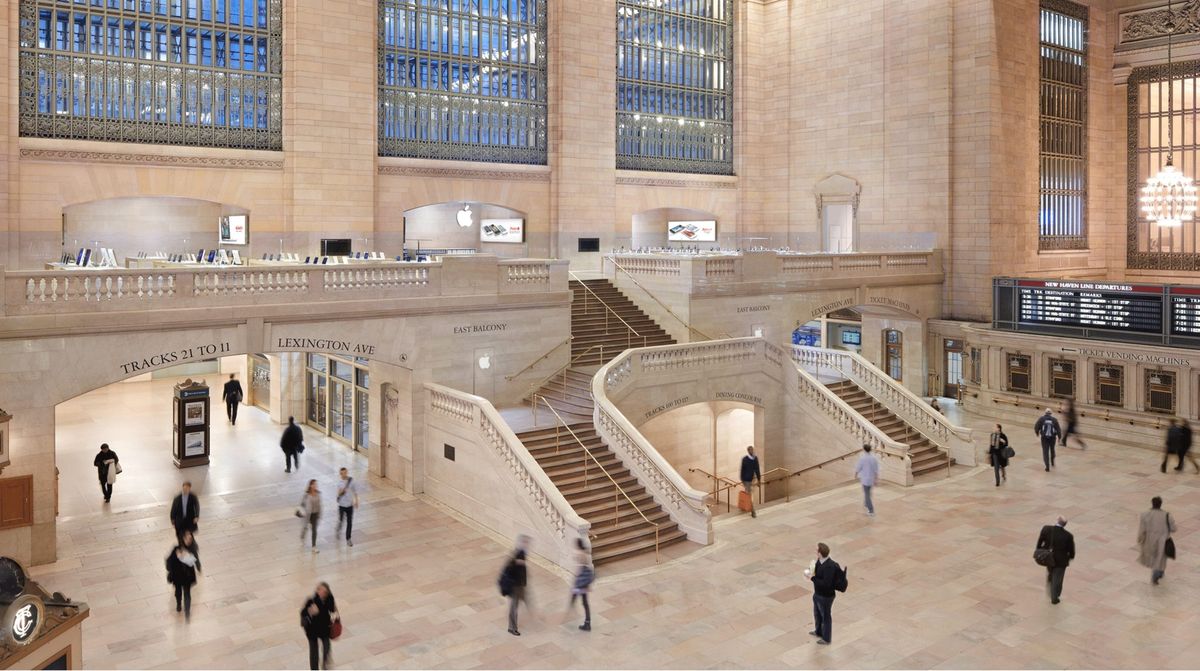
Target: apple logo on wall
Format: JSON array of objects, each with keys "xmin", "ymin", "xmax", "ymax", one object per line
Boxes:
[
  {"xmin": 457, "ymin": 205, "xmax": 474, "ymax": 228},
  {"xmin": 477, "ymin": 354, "xmax": 491, "ymax": 370}
]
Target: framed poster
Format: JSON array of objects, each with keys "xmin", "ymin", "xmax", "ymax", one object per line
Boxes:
[
  {"xmin": 480, "ymin": 218, "xmax": 524, "ymax": 243},
  {"xmin": 184, "ymin": 401, "xmax": 205, "ymax": 426},
  {"xmin": 667, "ymin": 220, "xmax": 717, "ymax": 242},
  {"xmin": 219, "ymin": 214, "xmax": 249, "ymax": 245},
  {"xmin": 183, "ymin": 431, "xmax": 206, "ymax": 457}
]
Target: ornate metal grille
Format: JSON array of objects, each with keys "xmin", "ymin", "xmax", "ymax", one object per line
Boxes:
[
  {"xmin": 1128, "ymin": 59, "xmax": 1200, "ymax": 270},
  {"xmin": 1039, "ymin": 0, "xmax": 1088, "ymax": 250},
  {"xmin": 616, "ymin": 0, "xmax": 733, "ymax": 175},
  {"xmin": 378, "ymin": 0, "xmax": 548, "ymax": 165},
  {"xmin": 18, "ymin": 0, "xmax": 282, "ymax": 150}
]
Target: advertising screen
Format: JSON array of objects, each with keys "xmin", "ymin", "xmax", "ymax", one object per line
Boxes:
[
  {"xmin": 481, "ymin": 218, "xmax": 524, "ymax": 243},
  {"xmin": 220, "ymin": 214, "xmax": 248, "ymax": 245},
  {"xmin": 667, "ymin": 220, "xmax": 717, "ymax": 242}
]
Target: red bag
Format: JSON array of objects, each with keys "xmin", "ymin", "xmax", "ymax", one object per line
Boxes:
[
  {"xmin": 737, "ymin": 490, "xmax": 753, "ymax": 512},
  {"xmin": 331, "ymin": 620, "xmax": 343, "ymax": 640}
]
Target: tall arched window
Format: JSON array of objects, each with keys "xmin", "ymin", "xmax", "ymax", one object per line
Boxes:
[
  {"xmin": 379, "ymin": 0, "xmax": 548, "ymax": 165},
  {"xmin": 18, "ymin": 0, "xmax": 282, "ymax": 149},
  {"xmin": 616, "ymin": 0, "xmax": 733, "ymax": 175}
]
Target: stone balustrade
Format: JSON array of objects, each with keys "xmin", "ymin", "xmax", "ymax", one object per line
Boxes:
[{"xmin": 2, "ymin": 256, "xmax": 566, "ymax": 317}]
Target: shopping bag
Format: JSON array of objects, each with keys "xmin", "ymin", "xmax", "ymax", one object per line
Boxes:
[{"xmin": 737, "ymin": 490, "xmax": 753, "ymax": 512}]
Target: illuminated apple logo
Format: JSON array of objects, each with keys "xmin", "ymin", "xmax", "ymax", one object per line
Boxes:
[
  {"xmin": 477, "ymin": 354, "xmax": 491, "ymax": 370},
  {"xmin": 457, "ymin": 205, "xmax": 474, "ymax": 228}
]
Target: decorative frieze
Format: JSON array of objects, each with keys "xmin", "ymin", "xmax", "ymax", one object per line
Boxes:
[
  {"xmin": 18, "ymin": 148, "xmax": 283, "ymax": 171},
  {"xmin": 1119, "ymin": 1, "xmax": 1200, "ymax": 46},
  {"xmin": 377, "ymin": 165, "xmax": 550, "ymax": 182}
]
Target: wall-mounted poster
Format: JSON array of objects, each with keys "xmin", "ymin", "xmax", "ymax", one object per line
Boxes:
[
  {"xmin": 481, "ymin": 218, "xmax": 524, "ymax": 243},
  {"xmin": 220, "ymin": 214, "xmax": 249, "ymax": 245},
  {"xmin": 184, "ymin": 401, "xmax": 205, "ymax": 426},
  {"xmin": 183, "ymin": 431, "xmax": 206, "ymax": 457},
  {"xmin": 667, "ymin": 220, "xmax": 717, "ymax": 242}
]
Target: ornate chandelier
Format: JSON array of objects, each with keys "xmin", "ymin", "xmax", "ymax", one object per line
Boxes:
[{"xmin": 1140, "ymin": 0, "xmax": 1197, "ymax": 228}]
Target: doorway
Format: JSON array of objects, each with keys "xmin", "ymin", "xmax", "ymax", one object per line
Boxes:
[
  {"xmin": 943, "ymin": 339, "xmax": 964, "ymax": 398},
  {"xmin": 822, "ymin": 203, "xmax": 854, "ymax": 253},
  {"xmin": 883, "ymin": 329, "xmax": 903, "ymax": 381}
]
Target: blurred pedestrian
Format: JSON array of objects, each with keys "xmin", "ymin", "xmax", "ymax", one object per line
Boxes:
[
  {"xmin": 1162, "ymin": 419, "xmax": 1187, "ymax": 473},
  {"xmin": 1137, "ymin": 496, "xmax": 1177, "ymax": 585},
  {"xmin": 1035, "ymin": 516, "xmax": 1075, "ymax": 604},
  {"xmin": 854, "ymin": 444, "xmax": 879, "ymax": 516},
  {"xmin": 222, "ymin": 373, "xmax": 243, "ymax": 425},
  {"xmin": 281, "ymin": 416, "xmax": 304, "ymax": 473},
  {"xmin": 298, "ymin": 479, "xmax": 322, "ymax": 554},
  {"xmin": 165, "ymin": 530, "xmax": 201, "ymax": 620},
  {"xmin": 1034, "ymin": 409, "xmax": 1061, "ymax": 472},
  {"xmin": 335, "ymin": 468, "xmax": 359, "ymax": 547},
  {"xmin": 568, "ymin": 538, "xmax": 594, "ymax": 631},
  {"xmin": 169, "ymin": 481, "xmax": 200, "ymax": 540},
  {"xmin": 988, "ymin": 424, "xmax": 1010, "ymax": 486},
  {"xmin": 500, "ymin": 534, "xmax": 531, "ymax": 636},
  {"xmin": 300, "ymin": 582, "xmax": 339, "ymax": 670},
  {"xmin": 1061, "ymin": 398, "xmax": 1087, "ymax": 449}
]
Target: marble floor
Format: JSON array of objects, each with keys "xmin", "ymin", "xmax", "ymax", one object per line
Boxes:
[{"xmin": 32, "ymin": 379, "xmax": 1200, "ymax": 669}]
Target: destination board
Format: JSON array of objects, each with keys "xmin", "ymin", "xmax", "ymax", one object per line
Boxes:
[{"xmin": 1016, "ymin": 280, "xmax": 1164, "ymax": 334}]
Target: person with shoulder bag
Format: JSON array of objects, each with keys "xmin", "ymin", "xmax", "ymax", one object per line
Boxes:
[
  {"xmin": 988, "ymin": 424, "xmax": 1011, "ymax": 487},
  {"xmin": 1137, "ymin": 496, "xmax": 1178, "ymax": 585},
  {"xmin": 500, "ymin": 534, "xmax": 531, "ymax": 636},
  {"xmin": 335, "ymin": 468, "xmax": 359, "ymax": 547},
  {"xmin": 300, "ymin": 582, "xmax": 339, "ymax": 670},
  {"xmin": 298, "ymin": 479, "xmax": 321, "ymax": 554},
  {"xmin": 1035, "ymin": 516, "xmax": 1075, "ymax": 604},
  {"xmin": 805, "ymin": 542, "xmax": 846, "ymax": 645}
]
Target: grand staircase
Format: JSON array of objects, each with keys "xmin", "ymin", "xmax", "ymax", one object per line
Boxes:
[
  {"xmin": 826, "ymin": 379, "xmax": 953, "ymax": 476},
  {"xmin": 517, "ymin": 278, "xmax": 685, "ymax": 564},
  {"xmin": 517, "ymin": 423, "xmax": 688, "ymax": 564}
]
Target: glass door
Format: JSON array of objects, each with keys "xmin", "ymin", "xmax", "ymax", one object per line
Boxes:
[
  {"xmin": 331, "ymin": 380, "xmax": 353, "ymax": 443},
  {"xmin": 943, "ymin": 339, "xmax": 964, "ymax": 398},
  {"xmin": 306, "ymin": 370, "xmax": 327, "ymax": 429},
  {"xmin": 884, "ymin": 329, "xmax": 903, "ymax": 381},
  {"xmin": 355, "ymin": 388, "xmax": 370, "ymax": 451}
]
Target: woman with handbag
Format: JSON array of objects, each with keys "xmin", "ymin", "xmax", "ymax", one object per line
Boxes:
[
  {"xmin": 298, "ymin": 480, "xmax": 322, "ymax": 554},
  {"xmin": 988, "ymin": 424, "xmax": 1010, "ymax": 487},
  {"xmin": 1138, "ymin": 496, "xmax": 1178, "ymax": 585},
  {"xmin": 300, "ymin": 582, "xmax": 339, "ymax": 670}
]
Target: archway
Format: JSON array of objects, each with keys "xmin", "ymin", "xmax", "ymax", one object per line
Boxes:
[
  {"xmin": 62, "ymin": 196, "xmax": 250, "ymax": 267},
  {"xmin": 401, "ymin": 201, "xmax": 528, "ymax": 258},
  {"xmin": 630, "ymin": 206, "xmax": 722, "ymax": 249}
]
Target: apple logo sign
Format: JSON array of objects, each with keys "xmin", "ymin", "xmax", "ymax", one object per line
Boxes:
[
  {"xmin": 477, "ymin": 354, "xmax": 491, "ymax": 370},
  {"xmin": 456, "ymin": 205, "xmax": 473, "ymax": 228}
]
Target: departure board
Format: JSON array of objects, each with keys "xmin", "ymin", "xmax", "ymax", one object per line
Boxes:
[
  {"xmin": 1170, "ymin": 288, "xmax": 1200, "ymax": 336},
  {"xmin": 1016, "ymin": 280, "xmax": 1164, "ymax": 334}
]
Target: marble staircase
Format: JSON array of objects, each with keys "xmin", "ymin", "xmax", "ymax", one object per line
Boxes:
[{"xmin": 826, "ymin": 379, "xmax": 953, "ymax": 477}]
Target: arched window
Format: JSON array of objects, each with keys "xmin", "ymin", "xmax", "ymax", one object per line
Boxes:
[
  {"xmin": 616, "ymin": 0, "xmax": 733, "ymax": 175},
  {"xmin": 18, "ymin": 0, "xmax": 282, "ymax": 149},
  {"xmin": 378, "ymin": 0, "xmax": 548, "ymax": 165}
]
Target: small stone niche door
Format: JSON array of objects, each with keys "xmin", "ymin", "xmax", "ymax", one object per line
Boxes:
[{"xmin": 814, "ymin": 173, "xmax": 862, "ymax": 253}]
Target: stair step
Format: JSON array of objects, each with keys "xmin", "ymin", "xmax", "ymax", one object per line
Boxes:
[
  {"xmin": 573, "ymin": 491, "xmax": 657, "ymax": 517},
  {"xmin": 592, "ymin": 528, "xmax": 689, "ymax": 565},
  {"xmin": 516, "ymin": 423, "xmax": 595, "ymax": 442},
  {"xmin": 566, "ymin": 483, "xmax": 648, "ymax": 507}
]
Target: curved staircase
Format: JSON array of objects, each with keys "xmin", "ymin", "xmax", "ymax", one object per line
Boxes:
[{"xmin": 826, "ymin": 379, "xmax": 953, "ymax": 476}]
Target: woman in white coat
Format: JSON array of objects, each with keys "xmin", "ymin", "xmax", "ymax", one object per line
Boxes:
[{"xmin": 1137, "ymin": 496, "xmax": 1177, "ymax": 585}]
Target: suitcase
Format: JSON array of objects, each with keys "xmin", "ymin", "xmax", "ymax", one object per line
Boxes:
[{"xmin": 737, "ymin": 490, "xmax": 753, "ymax": 512}]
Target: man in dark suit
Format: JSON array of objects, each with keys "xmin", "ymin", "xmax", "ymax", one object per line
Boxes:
[
  {"xmin": 1036, "ymin": 516, "xmax": 1075, "ymax": 604},
  {"xmin": 222, "ymin": 373, "xmax": 243, "ymax": 425},
  {"xmin": 170, "ymin": 481, "xmax": 200, "ymax": 540},
  {"xmin": 807, "ymin": 542, "xmax": 841, "ymax": 645}
]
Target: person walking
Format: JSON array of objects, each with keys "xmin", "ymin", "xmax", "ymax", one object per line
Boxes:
[
  {"xmin": 298, "ymin": 479, "xmax": 322, "ymax": 554},
  {"xmin": 222, "ymin": 373, "xmax": 243, "ymax": 425},
  {"xmin": 854, "ymin": 443, "xmax": 880, "ymax": 516},
  {"xmin": 500, "ymin": 535, "xmax": 531, "ymax": 636},
  {"xmin": 1035, "ymin": 516, "xmax": 1075, "ymax": 604},
  {"xmin": 1162, "ymin": 419, "xmax": 1187, "ymax": 473},
  {"xmin": 335, "ymin": 468, "xmax": 359, "ymax": 547},
  {"xmin": 169, "ymin": 481, "xmax": 200, "ymax": 540},
  {"xmin": 281, "ymin": 416, "xmax": 304, "ymax": 473},
  {"xmin": 1061, "ymin": 398, "xmax": 1087, "ymax": 450},
  {"xmin": 568, "ymin": 537, "xmax": 594, "ymax": 632},
  {"xmin": 1137, "ymin": 496, "xmax": 1177, "ymax": 585},
  {"xmin": 93, "ymin": 443, "xmax": 119, "ymax": 503},
  {"xmin": 988, "ymin": 424, "xmax": 1010, "ymax": 487},
  {"xmin": 806, "ymin": 542, "xmax": 841, "ymax": 645},
  {"xmin": 740, "ymin": 446, "xmax": 762, "ymax": 518},
  {"xmin": 165, "ymin": 530, "xmax": 201, "ymax": 620},
  {"xmin": 300, "ymin": 582, "xmax": 339, "ymax": 671},
  {"xmin": 1034, "ymin": 409, "xmax": 1061, "ymax": 472},
  {"xmin": 1181, "ymin": 420, "xmax": 1200, "ymax": 473}
]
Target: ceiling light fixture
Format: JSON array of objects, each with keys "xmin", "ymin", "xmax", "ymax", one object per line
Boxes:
[{"xmin": 1140, "ymin": 0, "xmax": 1198, "ymax": 228}]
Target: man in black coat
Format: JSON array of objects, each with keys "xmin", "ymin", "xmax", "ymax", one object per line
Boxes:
[
  {"xmin": 1034, "ymin": 409, "xmax": 1061, "ymax": 472},
  {"xmin": 740, "ymin": 446, "xmax": 762, "ymax": 518},
  {"xmin": 169, "ymin": 481, "xmax": 200, "ymax": 540},
  {"xmin": 807, "ymin": 542, "xmax": 840, "ymax": 645},
  {"xmin": 1036, "ymin": 516, "xmax": 1075, "ymax": 604},
  {"xmin": 222, "ymin": 373, "xmax": 243, "ymax": 425},
  {"xmin": 280, "ymin": 416, "xmax": 304, "ymax": 473},
  {"xmin": 1162, "ymin": 418, "xmax": 1187, "ymax": 473},
  {"xmin": 93, "ymin": 443, "xmax": 119, "ymax": 503}
]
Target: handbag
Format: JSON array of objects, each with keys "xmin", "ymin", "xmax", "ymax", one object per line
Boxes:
[
  {"xmin": 294, "ymin": 507, "xmax": 305, "ymax": 518},
  {"xmin": 1165, "ymin": 537, "xmax": 1176, "ymax": 560},
  {"xmin": 115, "ymin": 462, "xmax": 123, "ymax": 475},
  {"xmin": 331, "ymin": 619, "xmax": 343, "ymax": 640},
  {"xmin": 1033, "ymin": 547, "xmax": 1054, "ymax": 567},
  {"xmin": 1003, "ymin": 446, "xmax": 1015, "ymax": 459}
]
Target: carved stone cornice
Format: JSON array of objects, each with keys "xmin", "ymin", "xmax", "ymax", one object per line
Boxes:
[
  {"xmin": 18, "ymin": 148, "xmax": 283, "ymax": 170},
  {"xmin": 615, "ymin": 175, "xmax": 737, "ymax": 189},
  {"xmin": 1120, "ymin": 0, "xmax": 1200, "ymax": 46},
  {"xmin": 377, "ymin": 165, "xmax": 550, "ymax": 182}
]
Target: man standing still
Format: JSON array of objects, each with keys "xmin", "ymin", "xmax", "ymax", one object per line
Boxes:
[
  {"xmin": 1034, "ymin": 409, "xmax": 1061, "ymax": 472},
  {"xmin": 1036, "ymin": 516, "xmax": 1075, "ymax": 604},
  {"xmin": 740, "ymin": 446, "xmax": 761, "ymax": 518},
  {"xmin": 806, "ymin": 542, "xmax": 840, "ymax": 645},
  {"xmin": 223, "ymin": 373, "xmax": 243, "ymax": 425},
  {"xmin": 854, "ymin": 443, "xmax": 879, "ymax": 516},
  {"xmin": 336, "ymin": 468, "xmax": 359, "ymax": 547},
  {"xmin": 169, "ymin": 481, "xmax": 200, "ymax": 540}
]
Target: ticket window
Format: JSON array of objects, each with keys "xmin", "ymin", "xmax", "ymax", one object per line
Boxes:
[
  {"xmin": 883, "ymin": 329, "xmax": 903, "ymax": 381},
  {"xmin": 1007, "ymin": 353, "xmax": 1031, "ymax": 393},
  {"xmin": 1048, "ymin": 358, "xmax": 1076, "ymax": 399},
  {"xmin": 1094, "ymin": 364, "xmax": 1124, "ymax": 407},
  {"xmin": 1145, "ymin": 370, "xmax": 1177, "ymax": 414}
]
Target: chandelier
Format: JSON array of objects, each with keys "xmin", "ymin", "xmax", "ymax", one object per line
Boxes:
[{"xmin": 1140, "ymin": 0, "xmax": 1197, "ymax": 228}]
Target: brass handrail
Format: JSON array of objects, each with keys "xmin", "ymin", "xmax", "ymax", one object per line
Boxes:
[
  {"xmin": 531, "ymin": 394, "xmax": 661, "ymax": 563},
  {"xmin": 688, "ymin": 468, "xmax": 741, "ymax": 513},
  {"xmin": 605, "ymin": 257, "xmax": 716, "ymax": 341},
  {"xmin": 505, "ymin": 336, "xmax": 573, "ymax": 382},
  {"xmin": 527, "ymin": 344, "xmax": 606, "ymax": 425},
  {"xmin": 570, "ymin": 271, "xmax": 647, "ymax": 339},
  {"xmin": 757, "ymin": 467, "xmax": 792, "ymax": 504}
]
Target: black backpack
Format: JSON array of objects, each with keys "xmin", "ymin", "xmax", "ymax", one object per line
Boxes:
[
  {"xmin": 498, "ymin": 561, "xmax": 515, "ymax": 597},
  {"xmin": 833, "ymin": 563, "xmax": 849, "ymax": 593}
]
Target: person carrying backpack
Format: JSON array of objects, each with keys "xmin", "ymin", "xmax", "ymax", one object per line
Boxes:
[
  {"xmin": 805, "ymin": 542, "xmax": 847, "ymax": 645},
  {"xmin": 1034, "ymin": 409, "xmax": 1061, "ymax": 472},
  {"xmin": 499, "ymin": 534, "xmax": 531, "ymax": 636}
]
